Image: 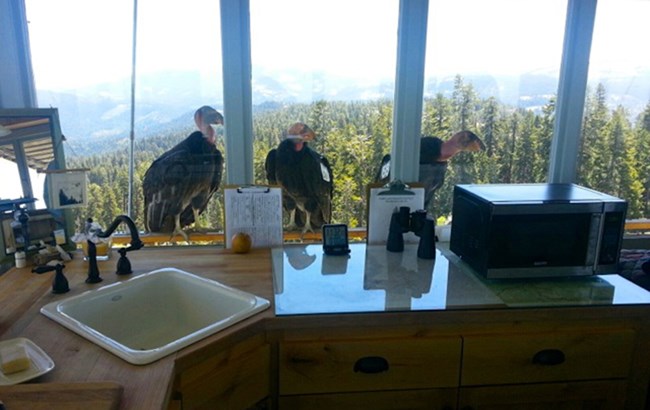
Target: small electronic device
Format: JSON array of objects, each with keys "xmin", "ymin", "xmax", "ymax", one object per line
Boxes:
[{"xmin": 322, "ymin": 224, "xmax": 350, "ymax": 255}]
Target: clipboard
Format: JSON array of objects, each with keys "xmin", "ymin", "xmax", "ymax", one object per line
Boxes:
[
  {"xmin": 223, "ymin": 185, "xmax": 283, "ymax": 248},
  {"xmin": 367, "ymin": 180, "xmax": 425, "ymax": 245}
]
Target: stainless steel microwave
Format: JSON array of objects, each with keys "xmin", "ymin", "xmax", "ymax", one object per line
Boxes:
[{"xmin": 449, "ymin": 183, "xmax": 627, "ymax": 279}]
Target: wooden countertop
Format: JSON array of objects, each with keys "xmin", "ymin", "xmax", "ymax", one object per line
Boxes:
[
  {"xmin": 3, "ymin": 245, "xmax": 650, "ymax": 409},
  {"xmin": 0, "ymin": 246, "xmax": 276, "ymax": 410},
  {"xmin": 0, "ymin": 381, "xmax": 122, "ymax": 410}
]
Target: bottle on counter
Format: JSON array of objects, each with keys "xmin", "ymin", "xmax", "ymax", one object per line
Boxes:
[{"xmin": 15, "ymin": 251, "xmax": 26, "ymax": 268}]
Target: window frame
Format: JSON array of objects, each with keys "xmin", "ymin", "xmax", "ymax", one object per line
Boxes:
[{"xmin": 1, "ymin": 0, "xmax": 599, "ymax": 213}]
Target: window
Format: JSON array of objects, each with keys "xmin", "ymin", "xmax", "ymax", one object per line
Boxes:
[
  {"xmin": 26, "ymin": 0, "xmax": 133, "ymax": 228},
  {"xmin": 25, "ymin": 0, "xmax": 225, "ymax": 234},
  {"xmin": 423, "ymin": 0, "xmax": 567, "ymax": 220},
  {"xmin": 134, "ymin": 0, "xmax": 224, "ymax": 232},
  {"xmin": 15, "ymin": 0, "xmax": 647, "ymax": 244},
  {"xmin": 0, "ymin": 158, "xmax": 46, "ymax": 209},
  {"xmin": 250, "ymin": 0, "xmax": 399, "ymax": 229},
  {"xmin": 577, "ymin": 0, "xmax": 650, "ymax": 220}
]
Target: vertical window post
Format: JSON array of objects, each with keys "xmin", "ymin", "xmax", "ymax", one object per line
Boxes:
[
  {"xmin": 0, "ymin": 0, "xmax": 37, "ymax": 108},
  {"xmin": 221, "ymin": 0, "xmax": 254, "ymax": 185},
  {"xmin": 127, "ymin": 0, "xmax": 138, "ymax": 218},
  {"xmin": 548, "ymin": 0, "xmax": 597, "ymax": 183},
  {"xmin": 391, "ymin": 0, "xmax": 429, "ymax": 183}
]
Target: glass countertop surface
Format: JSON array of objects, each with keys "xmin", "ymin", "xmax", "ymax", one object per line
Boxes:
[{"xmin": 271, "ymin": 243, "xmax": 650, "ymax": 316}]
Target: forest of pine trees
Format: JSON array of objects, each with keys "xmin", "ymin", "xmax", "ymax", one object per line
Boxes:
[{"xmin": 67, "ymin": 76, "xmax": 650, "ymax": 235}]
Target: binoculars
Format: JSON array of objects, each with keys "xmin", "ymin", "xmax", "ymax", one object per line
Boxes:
[{"xmin": 386, "ymin": 206, "xmax": 436, "ymax": 259}]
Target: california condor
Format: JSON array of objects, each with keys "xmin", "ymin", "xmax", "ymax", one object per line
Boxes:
[
  {"xmin": 376, "ymin": 130, "xmax": 485, "ymax": 208},
  {"xmin": 143, "ymin": 106, "xmax": 224, "ymax": 241},
  {"xmin": 265, "ymin": 122, "xmax": 333, "ymax": 234}
]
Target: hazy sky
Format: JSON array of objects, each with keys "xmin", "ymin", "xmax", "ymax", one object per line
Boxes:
[
  {"xmin": 25, "ymin": 0, "xmax": 650, "ymax": 93},
  {"xmin": 25, "ymin": 0, "xmax": 649, "ymax": 92}
]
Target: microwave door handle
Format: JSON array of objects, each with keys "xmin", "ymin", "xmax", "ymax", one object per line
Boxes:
[{"xmin": 588, "ymin": 213, "xmax": 604, "ymax": 272}]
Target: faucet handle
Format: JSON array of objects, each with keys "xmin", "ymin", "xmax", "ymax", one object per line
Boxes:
[
  {"xmin": 32, "ymin": 265, "xmax": 56, "ymax": 274},
  {"xmin": 32, "ymin": 264, "xmax": 70, "ymax": 294}
]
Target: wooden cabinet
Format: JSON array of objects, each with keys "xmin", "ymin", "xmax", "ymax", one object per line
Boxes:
[
  {"xmin": 165, "ymin": 313, "xmax": 649, "ymax": 409},
  {"xmin": 458, "ymin": 380, "xmax": 627, "ymax": 410},
  {"xmin": 272, "ymin": 320, "xmax": 648, "ymax": 410},
  {"xmin": 459, "ymin": 329, "xmax": 635, "ymax": 409},
  {"xmin": 173, "ymin": 333, "xmax": 270, "ymax": 410},
  {"xmin": 279, "ymin": 389, "xmax": 457, "ymax": 410},
  {"xmin": 279, "ymin": 337, "xmax": 461, "ymax": 395},
  {"xmin": 278, "ymin": 336, "xmax": 460, "ymax": 410},
  {"xmin": 461, "ymin": 329, "xmax": 635, "ymax": 385}
]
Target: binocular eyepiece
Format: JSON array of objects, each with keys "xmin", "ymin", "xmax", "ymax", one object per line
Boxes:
[
  {"xmin": 395, "ymin": 207, "xmax": 428, "ymax": 237},
  {"xmin": 386, "ymin": 206, "xmax": 436, "ymax": 259}
]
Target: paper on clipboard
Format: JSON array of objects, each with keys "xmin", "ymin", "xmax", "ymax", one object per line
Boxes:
[
  {"xmin": 224, "ymin": 185, "xmax": 283, "ymax": 248},
  {"xmin": 367, "ymin": 182, "xmax": 425, "ymax": 245}
]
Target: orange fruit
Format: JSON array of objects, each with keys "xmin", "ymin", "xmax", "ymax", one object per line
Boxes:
[{"xmin": 231, "ymin": 232, "xmax": 252, "ymax": 254}]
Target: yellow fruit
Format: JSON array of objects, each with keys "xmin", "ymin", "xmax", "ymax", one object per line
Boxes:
[{"xmin": 232, "ymin": 232, "xmax": 252, "ymax": 254}]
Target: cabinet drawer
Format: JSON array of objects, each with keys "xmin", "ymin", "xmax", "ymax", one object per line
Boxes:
[
  {"xmin": 461, "ymin": 329, "xmax": 635, "ymax": 385},
  {"xmin": 279, "ymin": 388, "xmax": 457, "ymax": 410},
  {"xmin": 459, "ymin": 380, "xmax": 627, "ymax": 409},
  {"xmin": 279, "ymin": 337, "xmax": 461, "ymax": 395}
]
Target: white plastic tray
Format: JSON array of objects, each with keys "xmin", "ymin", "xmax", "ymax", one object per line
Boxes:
[{"xmin": 0, "ymin": 337, "xmax": 55, "ymax": 385}]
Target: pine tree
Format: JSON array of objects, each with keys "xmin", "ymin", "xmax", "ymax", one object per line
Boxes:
[
  {"xmin": 579, "ymin": 84, "xmax": 610, "ymax": 188},
  {"xmin": 636, "ymin": 101, "xmax": 650, "ymax": 216},
  {"xmin": 422, "ymin": 93, "xmax": 452, "ymax": 137},
  {"xmin": 63, "ymin": 81, "xmax": 650, "ymax": 234}
]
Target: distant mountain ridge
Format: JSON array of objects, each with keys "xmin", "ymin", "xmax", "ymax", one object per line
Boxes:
[{"xmin": 37, "ymin": 68, "xmax": 650, "ymax": 158}]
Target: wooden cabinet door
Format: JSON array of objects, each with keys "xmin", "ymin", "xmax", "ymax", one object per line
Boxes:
[
  {"xmin": 175, "ymin": 336, "xmax": 270, "ymax": 410},
  {"xmin": 458, "ymin": 380, "xmax": 627, "ymax": 410}
]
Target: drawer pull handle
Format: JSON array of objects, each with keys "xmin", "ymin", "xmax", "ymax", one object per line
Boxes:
[
  {"xmin": 353, "ymin": 356, "xmax": 389, "ymax": 373},
  {"xmin": 532, "ymin": 348, "xmax": 565, "ymax": 366}
]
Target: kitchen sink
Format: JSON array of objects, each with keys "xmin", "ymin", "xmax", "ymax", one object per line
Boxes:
[{"xmin": 40, "ymin": 268, "xmax": 270, "ymax": 365}]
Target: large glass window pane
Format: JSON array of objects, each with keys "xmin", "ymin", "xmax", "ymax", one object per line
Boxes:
[
  {"xmin": 0, "ymin": 159, "xmax": 45, "ymax": 208},
  {"xmin": 577, "ymin": 0, "xmax": 650, "ymax": 220},
  {"xmin": 26, "ymin": 0, "xmax": 133, "ymax": 230},
  {"xmin": 135, "ymin": 0, "xmax": 224, "ymax": 235},
  {"xmin": 26, "ymin": 1, "xmax": 225, "ymax": 238},
  {"xmin": 423, "ymin": 0, "xmax": 567, "ymax": 220},
  {"xmin": 250, "ymin": 0, "xmax": 399, "ymax": 231}
]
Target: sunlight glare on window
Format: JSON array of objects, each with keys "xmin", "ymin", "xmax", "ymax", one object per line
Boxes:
[
  {"xmin": 422, "ymin": 0, "xmax": 567, "ymax": 219},
  {"xmin": 577, "ymin": 0, "xmax": 650, "ymax": 219},
  {"xmin": 250, "ymin": 0, "xmax": 399, "ymax": 229}
]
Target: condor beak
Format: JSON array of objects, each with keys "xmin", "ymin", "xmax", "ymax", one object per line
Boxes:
[
  {"xmin": 300, "ymin": 129, "xmax": 316, "ymax": 142},
  {"xmin": 454, "ymin": 130, "xmax": 486, "ymax": 152},
  {"xmin": 467, "ymin": 138, "xmax": 486, "ymax": 152},
  {"xmin": 287, "ymin": 122, "xmax": 316, "ymax": 142}
]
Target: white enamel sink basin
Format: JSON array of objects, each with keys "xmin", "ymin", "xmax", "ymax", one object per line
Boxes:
[{"xmin": 40, "ymin": 268, "xmax": 270, "ymax": 365}]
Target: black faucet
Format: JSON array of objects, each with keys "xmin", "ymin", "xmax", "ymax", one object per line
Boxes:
[
  {"xmin": 97, "ymin": 215, "xmax": 144, "ymax": 275},
  {"xmin": 85, "ymin": 240, "xmax": 103, "ymax": 283}
]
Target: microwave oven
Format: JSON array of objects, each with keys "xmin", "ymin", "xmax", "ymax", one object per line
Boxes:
[{"xmin": 449, "ymin": 183, "xmax": 627, "ymax": 279}]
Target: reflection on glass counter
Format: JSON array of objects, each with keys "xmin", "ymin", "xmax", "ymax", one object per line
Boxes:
[{"xmin": 271, "ymin": 243, "xmax": 650, "ymax": 316}]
